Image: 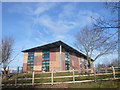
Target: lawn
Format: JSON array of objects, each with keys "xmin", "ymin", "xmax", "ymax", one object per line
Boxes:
[
  {"xmin": 2, "ymin": 79, "xmax": 120, "ymax": 89},
  {"xmin": 3, "ymin": 72, "xmax": 117, "ymax": 84},
  {"xmin": 68, "ymin": 80, "xmax": 120, "ymax": 88}
]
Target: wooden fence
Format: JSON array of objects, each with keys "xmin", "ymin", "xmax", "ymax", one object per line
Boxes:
[{"xmin": 2, "ymin": 66, "xmax": 120, "ymax": 85}]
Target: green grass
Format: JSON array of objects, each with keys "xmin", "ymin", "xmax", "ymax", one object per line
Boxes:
[
  {"xmin": 35, "ymin": 73, "xmax": 51, "ymax": 77},
  {"xmin": 3, "ymin": 80, "xmax": 119, "ymax": 88},
  {"xmin": 10, "ymin": 74, "xmax": 32, "ymax": 79},
  {"xmin": 10, "ymin": 72, "xmax": 92, "ymax": 79},
  {"xmin": 35, "ymin": 79, "xmax": 51, "ymax": 83},
  {"xmin": 68, "ymin": 80, "xmax": 120, "ymax": 88},
  {"xmin": 54, "ymin": 72, "xmax": 73, "ymax": 76},
  {"xmin": 5, "ymin": 71, "xmax": 120, "ymax": 84},
  {"xmin": 54, "ymin": 77, "xmax": 73, "ymax": 82},
  {"xmin": 10, "ymin": 73, "xmax": 51, "ymax": 79}
]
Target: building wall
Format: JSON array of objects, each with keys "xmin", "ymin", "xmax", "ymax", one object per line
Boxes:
[
  {"xmin": 33, "ymin": 52, "xmax": 42, "ymax": 71},
  {"xmin": 23, "ymin": 47, "xmax": 93, "ymax": 72},
  {"xmin": 61, "ymin": 49, "xmax": 65, "ymax": 71},
  {"xmin": 23, "ymin": 52, "xmax": 28, "ymax": 72},
  {"xmin": 49, "ymin": 48, "xmax": 59, "ymax": 71},
  {"xmin": 49, "ymin": 47, "xmax": 65, "ymax": 71}
]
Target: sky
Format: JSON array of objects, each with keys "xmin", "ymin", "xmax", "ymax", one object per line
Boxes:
[{"xmin": 2, "ymin": 2, "xmax": 118, "ymax": 68}]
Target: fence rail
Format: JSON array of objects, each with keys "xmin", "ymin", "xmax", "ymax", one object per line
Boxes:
[{"xmin": 2, "ymin": 66, "xmax": 120, "ymax": 85}]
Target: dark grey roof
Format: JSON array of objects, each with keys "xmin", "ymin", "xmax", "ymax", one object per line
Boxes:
[{"xmin": 22, "ymin": 40, "xmax": 93, "ymax": 61}]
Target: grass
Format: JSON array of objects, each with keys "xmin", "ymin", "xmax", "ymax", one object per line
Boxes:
[
  {"xmin": 68, "ymin": 80, "xmax": 120, "ymax": 88},
  {"xmin": 9, "ymin": 74, "xmax": 32, "ymax": 79},
  {"xmin": 2, "ymin": 79, "xmax": 120, "ymax": 88},
  {"xmin": 4, "ymin": 71, "xmax": 120, "ymax": 84},
  {"xmin": 54, "ymin": 72, "xmax": 73, "ymax": 76},
  {"xmin": 54, "ymin": 77, "xmax": 73, "ymax": 82},
  {"xmin": 5, "ymin": 74, "xmax": 116, "ymax": 84}
]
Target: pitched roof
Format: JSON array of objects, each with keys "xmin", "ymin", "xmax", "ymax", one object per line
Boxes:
[{"xmin": 22, "ymin": 40, "xmax": 93, "ymax": 60}]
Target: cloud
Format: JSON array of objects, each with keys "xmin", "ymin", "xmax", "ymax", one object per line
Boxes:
[
  {"xmin": 8, "ymin": 2, "xmax": 57, "ymax": 16},
  {"xmin": 7, "ymin": 2, "xmax": 101, "ymax": 46}
]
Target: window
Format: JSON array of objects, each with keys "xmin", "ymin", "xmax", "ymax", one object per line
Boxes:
[
  {"xmin": 84, "ymin": 59, "xmax": 86, "ymax": 69},
  {"xmin": 88, "ymin": 61, "xmax": 90, "ymax": 68},
  {"xmin": 42, "ymin": 50, "xmax": 50, "ymax": 71},
  {"xmin": 27, "ymin": 52, "xmax": 34, "ymax": 71},
  {"xmin": 80, "ymin": 58, "xmax": 82, "ymax": 68},
  {"xmin": 65, "ymin": 51, "xmax": 70, "ymax": 70}
]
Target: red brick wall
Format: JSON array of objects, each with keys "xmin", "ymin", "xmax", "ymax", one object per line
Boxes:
[
  {"xmin": 34, "ymin": 56, "xmax": 42, "ymax": 66},
  {"xmin": 23, "ymin": 63, "xmax": 27, "ymax": 72},
  {"xmin": 50, "ymin": 48, "xmax": 57, "ymax": 70},
  {"xmin": 50, "ymin": 49, "xmax": 56, "ymax": 61},
  {"xmin": 74, "ymin": 55, "xmax": 79, "ymax": 69},
  {"xmin": 62, "ymin": 50, "xmax": 65, "ymax": 71}
]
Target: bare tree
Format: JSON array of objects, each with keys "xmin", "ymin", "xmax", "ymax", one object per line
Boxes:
[
  {"xmin": 0, "ymin": 37, "xmax": 14, "ymax": 74},
  {"xmin": 107, "ymin": 58, "xmax": 120, "ymax": 67},
  {"xmin": 75, "ymin": 26, "xmax": 118, "ymax": 69},
  {"xmin": 95, "ymin": 63, "xmax": 107, "ymax": 68},
  {"xmin": 92, "ymin": 2, "xmax": 119, "ymax": 29}
]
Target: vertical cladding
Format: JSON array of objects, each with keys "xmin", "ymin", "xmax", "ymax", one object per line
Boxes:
[
  {"xmin": 69, "ymin": 53, "xmax": 73, "ymax": 70},
  {"xmin": 82, "ymin": 57, "xmax": 85, "ymax": 69},
  {"xmin": 50, "ymin": 48, "xmax": 56, "ymax": 70},
  {"xmin": 23, "ymin": 53, "xmax": 28, "ymax": 63},
  {"xmin": 23, "ymin": 63, "xmax": 27, "ymax": 72},
  {"xmin": 34, "ymin": 56, "xmax": 38, "ymax": 66},
  {"xmin": 62, "ymin": 49, "xmax": 65, "ymax": 71},
  {"xmin": 23, "ymin": 53, "xmax": 28, "ymax": 72},
  {"xmin": 74, "ymin": 55, "xmax": 79, "ymax": 69},
  {"xmin": 78, "ymin": 57, "xmax": 80, "ymax": 69},
  {"xmin": 55, "ymin": 48, "xmax": 60, "ymax": 71},
  {"xmin": 33, "ymin": 52, "xmax": 42, "ymax": 71},
  {"xmin": 50, "ymin": 48, "xmax": 61, "ymax": 71},
  {"xmin": 50, "ymin": 49, "xmax": 56, "ymax": 61}
]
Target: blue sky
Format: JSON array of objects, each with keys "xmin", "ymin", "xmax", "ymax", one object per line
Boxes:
[{"xmin": 2, "ymin": 2, "xmax": 118, "ymax": 67}]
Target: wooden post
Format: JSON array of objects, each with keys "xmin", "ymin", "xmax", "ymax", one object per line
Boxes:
[
  {"xmin": 51, "ymin": 70, "xmax": 54, "ymax": 85},
  {"xmin": 15, "ymin": 74, "xmax": 17, "ymax": 86},
  {"xmin": 0, "ymin": 70, "xmax": 2, "ymax": 90},
  {"xmin": 93, "ymin": 68, "xmax": 96, "ymax": 82},
  {"xmin": 112, "ymin": 66, "xmax": 115, "ymax": 78},
  {"xmin": 105, "ymin": 68, "xmax": 107, "ymax": 73},
  {"xmin": 32, "ymin": 71, "xmax": 35, "ymax": 85},
  {"xmin": 73, "ymin": 69, "xmax": 75, "ymax": 82},
  {"xmin": 15, "ymin": 67, "xmax": 18, "ymax": 86}
]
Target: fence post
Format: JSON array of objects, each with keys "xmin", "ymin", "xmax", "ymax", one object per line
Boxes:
[
  {"xmin": 0, "ymin": 70, "xmax": 2, "ymax": 90},
  {"xmin": 112, "ymin": 66, "xmax": 115, "ymax": 78},
  {"xmin": 93, "ymin": 68, "xmax": 96, "ymax": 82},
  {"xmin": 15, "ymin": 67, "xmax": 18, "ymax": 86},
  {"xmin": 15, "ymin": 74, "xmax": 17, "ymax": 86},
  {"xmin": 105, "ymin": 68, "xmax": 107, "ymax": 73},
  {"xmin": 32, "ymin": 71, "xmax": 35, "ymax": 85},
  {"xmin": 51, "ymin": 70, "xmax": 54, "ymax": 85},
  {"xmin": 73, "ymin": 69, "xmax": 75, "ymax": 82}
]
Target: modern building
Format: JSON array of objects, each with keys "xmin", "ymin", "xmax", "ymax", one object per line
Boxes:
[{"xmin": 22, "ymin": 41, "xmax": 94, "ymax": 72}]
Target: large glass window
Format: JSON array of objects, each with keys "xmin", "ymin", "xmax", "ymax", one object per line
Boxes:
[
  {"xmin": 88, "ymin": 61, "xmax": 90, "ymax": 68},
  {"xmin": 65, "ymin": 51, "xmax": 70, "ymax": 70},
  {"xmin": 27, "ymin": 52, "xmax": 34, "ymax": 71},
  {"xmin": 84, "ymin": 59, "xmax": 86, "ymax": 69},
  {"xmin": 42, "ymin": 50, "xmax": 50, "ymax": 71},
  {"xmin": 80, "ymin": 58, "xmax": 82, "ymax": 69}
]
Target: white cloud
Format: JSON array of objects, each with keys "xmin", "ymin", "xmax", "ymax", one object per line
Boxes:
[
  {"xmin": 8, "ymin": 3, "xmax": 100, "ymax": 42},
  {"xmin": 8, "ymin": 3, "xmax": 57, "ymax": 16}
]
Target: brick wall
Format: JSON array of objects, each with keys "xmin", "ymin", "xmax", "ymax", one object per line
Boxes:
[
  {"xmin": 50, "ymin": 48, "xmax": 56, "ymax": 71},
  {"xmin": 33, "ymin": 52, "xmax": 42, "ymax": 71},
  {"xmin": 23, "ymin": 52, "xmax": 28, "ymax": 72}
]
